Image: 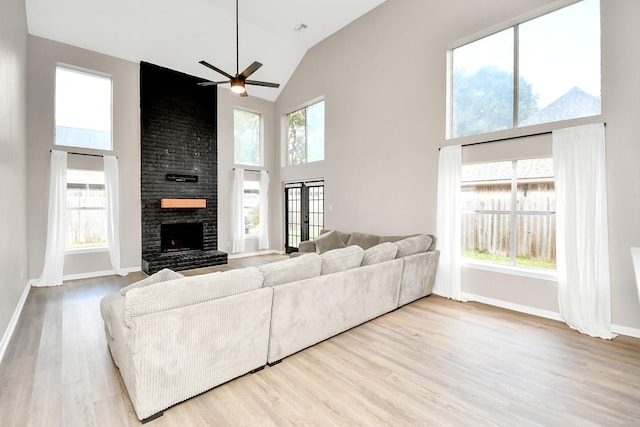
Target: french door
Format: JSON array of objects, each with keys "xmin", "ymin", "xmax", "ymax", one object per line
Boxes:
[{"xmin": 284, "ymin": 180, "xmax": 324, "ymax": 253}]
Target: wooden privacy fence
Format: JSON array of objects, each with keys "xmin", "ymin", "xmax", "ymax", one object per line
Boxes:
[
  {"xmin": 462, "ymin": 183, "xmax": 556, "ymax": 262},
  {"xmin": 66, "ymin": 188, "xmax": 107, "ymax": 246}
]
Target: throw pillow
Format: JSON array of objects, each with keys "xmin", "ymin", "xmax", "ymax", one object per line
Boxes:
[
  {"xmin": 394, "ymin": 234, "xmax": 433, "ymax": 258},
  {"xmin": 347, "ymin": 232, "xmax": 380, "ymax": 250},
  {"xmin": 314, "ymin": 230, "xmax": 346, "ymax": 254},
  {"xmin": 361, "ymin": 242, "xmax": 398, "ymax": 266},
  {"xmin": 321, "ymin": 245, "xmax": 365, "ymax": 275},
  {"xmin": 260, "ymin": 253, "xmax": 322, "ymax": 287},
  {"xmin": 119, "ymin": 268, "xmax": 184, "ymax": 296}
]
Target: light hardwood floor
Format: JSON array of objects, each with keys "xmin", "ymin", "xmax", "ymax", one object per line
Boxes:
[{"xmin": 1, "ymin": 255, "xmax": 639, "ymax": 426}]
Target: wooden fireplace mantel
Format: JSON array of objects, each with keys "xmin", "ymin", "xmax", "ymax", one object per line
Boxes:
[{"xmin": 160, "ymin": 198, "xmax": 206, "ymax": 208}]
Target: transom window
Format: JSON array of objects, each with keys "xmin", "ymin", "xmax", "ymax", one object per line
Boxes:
[
  {"xmin": 55, "ymin": 66, "xmax": 112, "ymax": 150},
  {"xmin": 450, "ymin": 0, "xmax": 600, "ymax": 138},
  {"xmin": 461, "ymin": 158, "xmax": 556, "ymax": 270},
  {"xmin": 286, "ymin": 100, "xmax": 325, "ymax": 165},
  {"xmin": 234, "ymin": 108, "xmax": 261, "ymax": 166},
  {"xmin": 66, "ymin": 169, "xmax": 107, "ymax": 249}
]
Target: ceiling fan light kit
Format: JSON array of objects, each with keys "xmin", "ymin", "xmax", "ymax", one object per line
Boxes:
[
  {"xmin": 199, "ymin": 0, "xmax": 279, "ymax": 97},
  {"xmin": 230, "ymin": 77, "xmax": 246, "ymax": 94}
]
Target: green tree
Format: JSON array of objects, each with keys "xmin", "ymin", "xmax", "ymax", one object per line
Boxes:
[
  {"xmin": 452, "ymin": 66, "xmax": 538, "ymax": 138},
  {"xmin": 287, "ymin": 109, "xmax": 306, "ymax": 165},
  {"xmin": 234, "ymin": 109, "xmax": 260, "ymax": 165}
]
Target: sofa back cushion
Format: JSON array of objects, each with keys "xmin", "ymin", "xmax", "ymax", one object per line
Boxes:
[
  {"xmin": 346, "ymin": 232, "xmax": 381, "ymax": 250},
  {"xmin": 361, "ymin": 242, "xmax": 398, "ymax": 266},
  {"xmin": 321, "ymin": 245, "xmax": 365, "ymax": 275},
  {"xmin": 394, "ymin": 234, "xmax": 433, "ymax": 258},
  {"xmin": 313, "ymin": 230, "xmax": 347, "ymax": 254},
  {"xmin": 260, "ymin": 253, "xmax": 322, "ymax": 287},
  {"xmin": 120, "ymin": 268, "xmax": 184, "ymax": 296},
  {"xmin": 124, "ymin": 267, "xmax": 264, "ymax": 327}
]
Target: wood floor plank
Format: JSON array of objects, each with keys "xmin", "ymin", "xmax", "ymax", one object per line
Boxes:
[{"xmin": 1, "ymin": 254, "xmax": 639, "ymax": 426}]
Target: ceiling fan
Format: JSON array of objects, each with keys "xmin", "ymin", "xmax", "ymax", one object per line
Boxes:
[{"xmin": 198, "ymin": 0, "xmax": 280, "ymax": 97}]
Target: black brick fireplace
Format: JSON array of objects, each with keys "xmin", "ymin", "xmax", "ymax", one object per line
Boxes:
[{"xmin": 140, "ymin": 61, "xmax": 227, "ymax": 274}]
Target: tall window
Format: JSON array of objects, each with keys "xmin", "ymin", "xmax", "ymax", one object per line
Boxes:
[
  {"xmin": 243, "ymin": 179, "xmax": 260, "ymax": 236},
  {"xmin": 287, "ymin": 100, "xmax": 325, "ymax": 165},
  {"xmin": 66, "ymin": 169, "xmax": 107, "ymax": 249},
  {"xmin": 55, "ymin": 66, "xmax": 112, "ymax": 150},
  {"xmin": 234, "ymin": 109, "xmax": 261, "ymax": 166},
  {"xmin": 451, "ymin": 0, "xmax": 600, "ymax": 138},
  {"xmin": 461, "ymin": 158, "xmax": 555, "ymax": 270}
]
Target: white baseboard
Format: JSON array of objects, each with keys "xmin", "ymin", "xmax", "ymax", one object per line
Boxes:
[
  {"xmin": 228, "ymin": 249, "xmax": 285, "ymax": 260},
  {"xmin": 462, "ymin": 293, "xmax": 640, "ymax": 339},
  {"xmin": 0, "ymin": 281, "xmax": 31, "ymax": 365},
  {"xmin": 612, "ymin": 324, "xmax": 640, "ymax": 339},
  {"xmin": 463, "ymin": 293, "xmax": 564, "ymax": 322},
  {"xmin": 62, "ymin": 266, "xmax": 141, "ymax": 282}
]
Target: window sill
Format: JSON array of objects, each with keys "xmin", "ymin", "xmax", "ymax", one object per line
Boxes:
[
  {"xmin": 65, "ymin": 246, "xmax": 109, "ymax": 255},
  {"xmin": 461, "ymin": 259, "xmax": 557, "ymax": 281}
]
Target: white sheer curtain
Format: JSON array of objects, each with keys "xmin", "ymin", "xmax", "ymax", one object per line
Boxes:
[
  {"xmin": 433, "ymin": 145, "xmax": 465, "ymax": 300},
  {"xmin": 33, "ymin": 150, "xmax": 67, "ymax": 287},
  {"xmin": 258, "ymin": 170, "xmax": 270, "ymax": 250},
  {"xmin": 553, "ymin": 123, "xmax": 615, "ymax": 339},
  {"xmin": 104, "ymin": 155, "xmax": 126, "ymax": 276},
  {"xmin": 231, "ymin": 168, "xmax": 245, "ymax": 253}
]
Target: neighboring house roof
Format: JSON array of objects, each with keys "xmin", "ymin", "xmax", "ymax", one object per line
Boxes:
[
  {"xmin": 462, "ymin": 158, "xmax": 554, "ymax": 183},
  {"xmin": 520, "ymin": 86, "xmax": 601, "ymax": 126}
]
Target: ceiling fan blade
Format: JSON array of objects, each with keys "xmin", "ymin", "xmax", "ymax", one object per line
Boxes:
[
  {"xmin": 199, "ymin": 60, "xmax": 233, "ymax": 79},
  {"xmin": 197, "ymin": 80, "xmax": 229, "ymax": 87},
  {"xmin": 246, "ymin": 80, "xmax": 280, "ymax": 88},
  {"xmin": 240, "ymin": 61, "xmax": 262, "ymax": 79}
]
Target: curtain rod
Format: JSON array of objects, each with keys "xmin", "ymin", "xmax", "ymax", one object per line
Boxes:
[
  {"xmin": 233, "ymin": 167, "xmax": 268, "ymax": 173},
  {"xmin": 440, "ymin": 123, "xmax": 606, "ymax": 150},
  {"xmin": 50, "ymin": 150, "xmax": 117, "ymax": 158}
]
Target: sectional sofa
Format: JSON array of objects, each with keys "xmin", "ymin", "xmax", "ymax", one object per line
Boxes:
[{"xmin": 100, "ymin": 232, "xmax": 439, "ymax": 421}]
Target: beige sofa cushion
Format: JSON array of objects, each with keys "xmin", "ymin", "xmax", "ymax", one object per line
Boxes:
[
  {"xmin": 362, "ymin": 242, "xmax": 398, "ymax": 266},
  {"xmin": 120, "ymin": 268, "xmax": 184, "ymax": 296},
  {"xmin": 394, "ymin": 234, "xmax": 433, "ymax": 258},
  {"xmin": 321, "ymin": 246, "xmax": 365, "ymax": 275},
  {"xmin": 347, "ymin": 232, "xmax": 381, "ymax": 250},
  {"xmin": 314, "ymin": 230, "xmax": 346, "ymax": 253},
  {"xmin": 124, "ymin": 267, "xmax": 264, "ymax": 327},
  {"xmin": 260, "ymin": 253, "xmax": 322, "ymax": 287}
]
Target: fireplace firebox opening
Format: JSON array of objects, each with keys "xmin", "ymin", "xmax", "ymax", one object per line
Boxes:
[{"xmin": 161, "ymin": 223, "xmax": 204, "ymax": 253}]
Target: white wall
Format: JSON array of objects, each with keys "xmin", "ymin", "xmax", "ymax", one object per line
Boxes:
[
  {"xmin": 274, "ymin": 0, "xmax": 640, "ymax": 331},
  {"xmin": 26, "ymin": 36, "xmax": 141, "ymax": 278},
  {"xmin": 0, "ymin": 0, "xmax": 30, "ymax": 353}
]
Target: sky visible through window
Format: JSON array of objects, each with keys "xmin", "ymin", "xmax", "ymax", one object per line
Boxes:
[
  {"xmin": 55, "ymin": 66, "xmax": 112, "ymax": 150},
  {"xmin": 453, "ymin": 0, "xmax": 600, "ymax": 112}
]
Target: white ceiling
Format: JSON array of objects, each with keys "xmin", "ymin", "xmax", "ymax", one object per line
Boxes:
[{"xmin": 25, "ymin": 0, "xmax": 387, "ymax": 101}]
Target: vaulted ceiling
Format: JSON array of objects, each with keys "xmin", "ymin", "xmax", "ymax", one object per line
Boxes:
[{"xmin": 25, "ymin": 0, "xmax": 387, "ymax": 101}]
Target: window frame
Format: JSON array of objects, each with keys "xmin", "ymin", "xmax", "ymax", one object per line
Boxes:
[
  {"xmin": 461, "ymin": 158, "xmax": 557, "ymax": 280},
  {"xmin": 233, "ymin": 107, "xmax": 263, "ymax": 167},
  {"xmin": 447, "ymin": 0, "xmax": 601, "ymax": 140},
  {"xmin": 285, "ymin": 98, "xmax": 325, "ymax": 166},
  {"xmin": 55, "ymin": 64, "xmax": 113, "ymax": 151}
]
